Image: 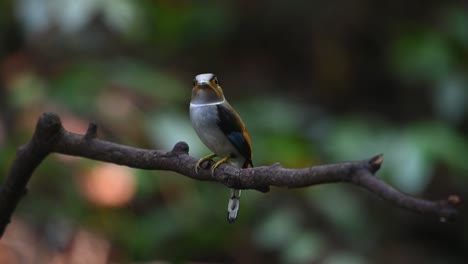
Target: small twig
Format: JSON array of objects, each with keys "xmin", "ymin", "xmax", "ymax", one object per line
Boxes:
[
  {"xmin": 84, "ymin": 122, "xmax": 98, "ymax": 140},
  {"xmin": 0, "ymin": 112, "xmax": 461, "ymax": 237}
]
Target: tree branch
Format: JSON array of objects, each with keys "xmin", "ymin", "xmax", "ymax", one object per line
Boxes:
[{"xmin": 0, "ymin": 112, "xmax": 461, "ymax": 237}]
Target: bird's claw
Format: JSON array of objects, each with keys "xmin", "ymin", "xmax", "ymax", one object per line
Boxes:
[
  {"xmin": 194, "ymin": 163, "xmax": 201, "ymax": 174},
  {"xmin": 210, "ymin": 155, "xmax": 231, "ymax": 176},
  {"xmin": 194, "ymin": 153, "xmax": 217, "ymax": 174},
  {"xmin": 210, "ymin": 165, "xmax": 218, "ymax": 176},
  {"xmin": 195, "ymin": 154, "xmax": 231, "ymax": 176}
]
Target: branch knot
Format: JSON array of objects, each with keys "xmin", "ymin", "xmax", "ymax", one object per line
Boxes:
[
  {"xmin": 172, "ymin": 142, "xmax": 189, "ymax": 154},
  {"xmin": 34, "ymin": 112, "xmax": 63, "ymax": 145}
]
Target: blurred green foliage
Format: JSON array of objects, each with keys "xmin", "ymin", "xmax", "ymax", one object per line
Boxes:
[{"xmin": 0, "ymin": 0, "xmax": 467, "ymax": 263}]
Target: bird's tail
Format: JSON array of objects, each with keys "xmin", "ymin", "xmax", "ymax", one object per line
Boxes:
[
  {"xmin": 227, "ymin": 188, "xmax": 241, "ymax": 223},
  {"xmin": 227, "ymin": 159, "xmax": 252, "ymax": 223}
]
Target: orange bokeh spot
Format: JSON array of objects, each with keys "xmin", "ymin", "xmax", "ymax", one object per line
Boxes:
[{"xmin": 79, "ymin": 164, "xmax": 136, "ymax": 207}]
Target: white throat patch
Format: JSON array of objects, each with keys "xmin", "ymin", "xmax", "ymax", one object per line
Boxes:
[{"xmin": 190, "ymin": 100, "xmax": 225, "ymax": 106}]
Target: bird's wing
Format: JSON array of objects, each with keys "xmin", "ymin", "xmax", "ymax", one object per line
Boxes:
[{"xmin": 216, "ymin": 102, "xmax": 253, "ymax": 167}]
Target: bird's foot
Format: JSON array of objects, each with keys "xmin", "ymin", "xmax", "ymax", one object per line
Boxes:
[
  {"xmin": 211, "ymin": 154, "xmax": 231, "ymax": 176},
  {"xmin": 195, "ymin": 153, "xmax": 217, "ymax": 174}
]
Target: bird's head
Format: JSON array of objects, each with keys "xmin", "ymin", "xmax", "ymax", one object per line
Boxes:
[{"xmin": 191, "ymin": 73, "xmax": 225, "ymax": 104}]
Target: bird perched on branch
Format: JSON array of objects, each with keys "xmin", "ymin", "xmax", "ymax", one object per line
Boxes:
[{"xmin": 190, "ymin": 73, "xmax": 253, "ymax": 223}]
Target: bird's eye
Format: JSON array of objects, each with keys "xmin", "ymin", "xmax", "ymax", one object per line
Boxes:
[
  {"xmin": 213, "ymin": 77, "xmax": 219, "ymax": 85},
  {"xmin": 193, "ymin": 79, "xmax": 197, "ymax": 86}
]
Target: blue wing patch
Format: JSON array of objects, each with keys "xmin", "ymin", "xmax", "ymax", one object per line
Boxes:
[{"xmin": 216, "ymin": 104, "xmax": 253, "ymax": 167}]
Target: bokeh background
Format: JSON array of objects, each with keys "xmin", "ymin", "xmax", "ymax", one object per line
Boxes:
[{"xmin": 1, "ymin": 0, "xmax": 467, "ymax": 263}]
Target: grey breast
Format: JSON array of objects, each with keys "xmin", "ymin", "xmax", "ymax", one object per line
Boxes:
[{"xmin": 190, "ymin": 104, "xmax": 242, "ymax": 161}]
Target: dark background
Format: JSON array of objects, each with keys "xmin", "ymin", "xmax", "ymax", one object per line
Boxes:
[{"xmin": 0, "ymin": 0, "xmax": 467, "ymax": 263}]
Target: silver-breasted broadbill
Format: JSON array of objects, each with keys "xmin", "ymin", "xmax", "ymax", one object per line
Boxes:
[{"xmin": 190, "ymin": 73, "xmax": 253, "ymax": 223}]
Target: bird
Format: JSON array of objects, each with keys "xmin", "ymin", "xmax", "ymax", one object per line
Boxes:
[{"xmin": 189, "ymin": 73, "xmax": 253, "ymax": 223}]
